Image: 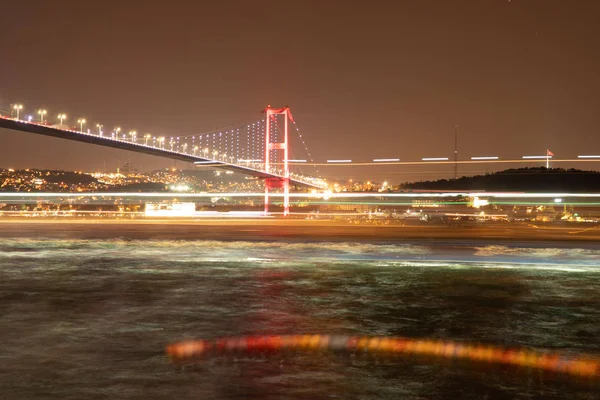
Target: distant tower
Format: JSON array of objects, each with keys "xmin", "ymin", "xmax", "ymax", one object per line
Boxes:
[{"xmin": 453, "ymin": 125, "xmax": 458, "ymax": 179}]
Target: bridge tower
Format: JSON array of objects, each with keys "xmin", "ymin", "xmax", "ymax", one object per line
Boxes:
[{"xmin": 264, "ymin": 105, "xmax": 292, "ymax": 216}]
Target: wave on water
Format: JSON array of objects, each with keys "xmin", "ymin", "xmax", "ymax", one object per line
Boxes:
[
  {"xmin": 0, "ymin": 239, "xmax": 431, "ymax": 263},
  {"xmin": 474, "ymin": 245, "xmax": 600, "ymax": 264},
  {"xmin": 1, "ymin": 239, "xmax": 600, "ymax": 272}
]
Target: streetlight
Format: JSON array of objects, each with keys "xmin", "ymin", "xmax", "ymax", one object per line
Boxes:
[
  {"xmin": 182, "ymin": 143, "xmax": 188, "ymax": 153},
  {"xmin": 37, "ymin": 109, "xmax": 47, "ymax": 124},
  {"xmin": 96, "ymin": 124, "xmax": 103, "ymax": 136},
  {"xmin": 114, "ymin": 127, "xmax": 121, "ymax": 139},
  {"xmin": 77, "ymin": 118, "xmax": 86, "ymax": 132},
  {"xmin": 212, "ymin": 150, "xmax": 218, "ymax": 159},
  {"xmin": 58, "ymin": 113, "xmax": 67, "ymax": 125},
  {"xmin": 169, "ymin": 138, "xmax": 174, "ymax": 151},
  {"xmin": 129, "ymin": 131, "xmax": 137, "ymax": 142},
  {"xmin": 144, "ymin": 134, "xmax": 151, "ymax": 145},
  {"xmin": 158, "ymin": 137, "xmax": 165, "ymax": 149},
  {"xmin": 203, "ymin": 148, "xmax": 209, "ymax": 157},
  {"xmin": 13, "ymin": 104, "xmax": 23, "ymax": 120},
  {"xmin": 193, "ymin": 146, "xmax": 198, "ymax": 156}
]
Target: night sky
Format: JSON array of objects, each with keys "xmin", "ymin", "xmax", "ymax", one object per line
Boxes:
[{"xmin": 1, "ymin": 0, "xmax": 599, "ymax": 183}]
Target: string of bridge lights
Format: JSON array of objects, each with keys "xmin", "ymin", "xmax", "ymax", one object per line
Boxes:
[
  {"xmin": 3, "ymin": 103, "xmax": 277, "ymax": 165},
  {"xmin": 291, "ymin": 120, "xmax": 319, "ymax": 175}
]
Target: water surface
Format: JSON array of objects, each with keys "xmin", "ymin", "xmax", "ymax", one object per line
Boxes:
[{"xmin": 0, "ymin": 236, "xmax": 598, "ymax": 399}]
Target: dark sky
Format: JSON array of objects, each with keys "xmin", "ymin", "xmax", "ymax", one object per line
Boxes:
[{"xmin": 1, "ymin": 0, "xmax": 599, "ymax": 182}]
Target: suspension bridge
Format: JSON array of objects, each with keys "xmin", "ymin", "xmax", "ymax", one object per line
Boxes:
[
  {"xmin": 0, "ymin": 105, "xmax": 327, "ymax": 216},
  {"xmin": 3, "ymin": 102, "xmax": 600, "ymax": 216}
]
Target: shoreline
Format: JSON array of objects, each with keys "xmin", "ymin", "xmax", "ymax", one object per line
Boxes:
[{"xmin": 2, "ymin": 218, "xmax": 600, "ymax": 243}]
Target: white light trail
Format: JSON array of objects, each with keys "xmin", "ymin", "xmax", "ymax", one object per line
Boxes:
[
  {"xmin": 193, "ymin": 161, "xmax": 221, "ymax": 164},
  {"xmin": 237, "ymin": 159, "xmax": 262, "ymax": 162},
  {"xmin": 422, "ymin": 157, "xmax": 449, "ymax": 161},
  {"xmin": 327, "ymin": 159, "xmax": 352, "ymax": 163},
  {"xmin": 288, "ymin": 159, "xmax": 307, "ymax": 163},
  {"xmin": 522, "ymin": 155, "xmax": 551, "ymax": 159},
  {"xmin": 4, "ymin": 192, "xmax": 600, "ymax": 200},
  {"xmin": 288, "ymin": 158, "xmax": 600, "ymax": 166},
  {"xmin": 470, "ymin": 156, "xmax": 499, "ymax": 160},
  {"xmin": 577, "ymin": 155, "xmax": 600, "ymax": 159},
  {"xmin": 373, "ymin": 158, "xmax": 400, "ymax": 162}
]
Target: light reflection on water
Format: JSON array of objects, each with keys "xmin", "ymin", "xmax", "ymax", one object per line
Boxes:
[{"xmin": 0, "ymin": 238, "xmax": 598, "ymax": 399}]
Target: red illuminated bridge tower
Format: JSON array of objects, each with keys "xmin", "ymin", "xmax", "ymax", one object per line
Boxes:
[{"xmin": 264, "ymin": 105, "xmax": 292, "ymax": 216}]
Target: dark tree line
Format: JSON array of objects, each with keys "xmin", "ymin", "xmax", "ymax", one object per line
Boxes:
[{"xmin": 399, "ymin": 168, "xmax": 600, "ymax": 192}]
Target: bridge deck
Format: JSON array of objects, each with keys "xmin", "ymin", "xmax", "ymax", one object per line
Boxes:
[{"xmin": 0, "ymin": 117, "xmax": 323, "ymax": 189}]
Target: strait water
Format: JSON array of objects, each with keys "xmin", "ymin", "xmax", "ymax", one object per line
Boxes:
[{"xmin": 0, "ymin": 236, "xmax": 599, "ymax": 399}]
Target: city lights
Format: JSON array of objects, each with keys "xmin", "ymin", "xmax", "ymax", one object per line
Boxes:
[{"xmin": 58, "ymin": 113, "xmax": 67, "ymax": 125}]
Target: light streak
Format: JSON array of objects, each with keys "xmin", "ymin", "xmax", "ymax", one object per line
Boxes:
[
  {"xmin": 578, "ymin": 155, "xmax": 600, "ymax": 158},
  {"xmin": 0, "ymin": 210, "xmax": 273, "ymax": 218},
  {"xmin": 166, "ymin": 335, "xmax": 600, "ymax": 379},
  {"xmin": 373, "ymin": 158, "xmax": 400, "ymax": 162},
  {"xmin": 288, "ymin": 159, "xmax": 600, "ymax": 166},
  {"xmin": 444, "ymin": 213, "xmax": 507, "ymax": 217},
  {"xmin": 288, "ymin": 159, "xmax": 307, "ymax": 163},
  {"xmin": 522, "ymin": 155, "xmax": 551, "ymax": 159},
  {"xmin": 4, "ymin": 191, "xmax": 600, "ymax": 199},
  {"xmin": 327, "ymin": 159, "xmax": 352, "ymax": 163},
  {"xmin": 0, "ymin": 210, "xmax": 143, "ymax": 215},
  {"xmin": 470, "ymin": 156, "xmax": 499, "ymax": 160},
  {"xmin": 422, "ymin": 157, "xmax": 449, "ymax": 161},
  {"xmin": 0, "ymin": 192, "xmax": 466, "ymax": 198}
]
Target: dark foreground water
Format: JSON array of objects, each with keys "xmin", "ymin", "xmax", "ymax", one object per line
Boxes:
[{"xmin": 0, "ymin": 236, "xmax": 599, "ymax": 399}]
